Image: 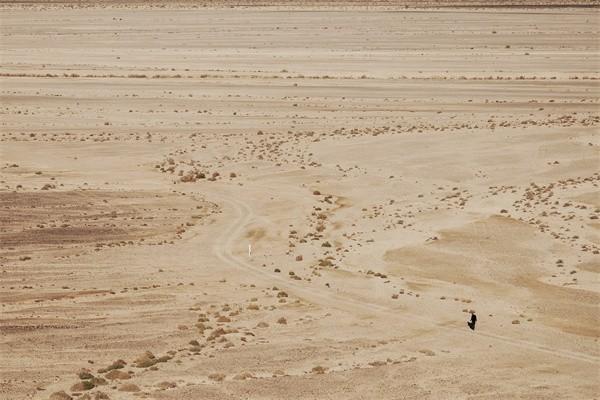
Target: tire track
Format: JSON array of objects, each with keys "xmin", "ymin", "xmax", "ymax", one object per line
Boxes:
[{"xmin": 212, "ymin": 194, "xmax": 600, "ymax": 365}]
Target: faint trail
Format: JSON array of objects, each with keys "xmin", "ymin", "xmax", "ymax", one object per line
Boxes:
[{"xmin": 211, "ymin": 193, "xmax": 600, "ymax": 365}]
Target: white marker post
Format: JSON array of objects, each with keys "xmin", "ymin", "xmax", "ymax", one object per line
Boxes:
[{"xmin": 248, "ymin": 244, "xmax": 252, "ymax": 258}]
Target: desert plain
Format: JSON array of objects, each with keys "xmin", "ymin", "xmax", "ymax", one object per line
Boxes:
[{"xmin": 0, "ymin": 1, "xmax": 599, "ymax": 399}]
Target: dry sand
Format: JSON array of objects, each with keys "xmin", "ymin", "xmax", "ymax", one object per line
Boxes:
[{"xmin": 1, "ymin": 2, "xmax": 599, "ymax": 399}]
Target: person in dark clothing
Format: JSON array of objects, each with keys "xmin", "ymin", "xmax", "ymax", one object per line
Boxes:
[{"xmin": 467, "ymin": 312, "xmax": 477, "ymax": 330}]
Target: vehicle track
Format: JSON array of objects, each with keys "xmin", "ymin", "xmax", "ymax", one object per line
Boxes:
[{"xmin": 212, "ymin": 194, "xmax": 600, "ymax": 365}]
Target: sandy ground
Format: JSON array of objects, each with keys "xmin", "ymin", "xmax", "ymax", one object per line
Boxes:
[{"xmin": 1, "ymin": 4, "xmax": 599, "ymax": 400}]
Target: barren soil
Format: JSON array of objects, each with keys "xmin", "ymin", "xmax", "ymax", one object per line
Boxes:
[{"xmin": 1, "ymin": 3, "xmax": 599, "ymax": 400}]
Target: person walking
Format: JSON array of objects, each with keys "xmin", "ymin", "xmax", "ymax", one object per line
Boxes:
[{"xmin": 468, "ymin": 312, "xmax": 477, "ymax": 330}]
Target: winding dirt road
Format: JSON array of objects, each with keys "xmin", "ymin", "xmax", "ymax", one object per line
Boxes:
[{"xmin": 213, "ymin": 193, "xmax": 600, "ymax": 365}]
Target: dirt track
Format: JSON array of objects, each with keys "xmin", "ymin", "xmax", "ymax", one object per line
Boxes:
[{"xmin": 1, "ymin": 4, "xmax": 599, "ymax": 400}]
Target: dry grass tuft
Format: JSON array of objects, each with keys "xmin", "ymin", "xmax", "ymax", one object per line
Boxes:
[
  {"xmin": 133, "ymin": 351, "xmax": 156, "ymax": 368},
  {"xmin": 104, "ymin": 370, "xmax": 130, "ymax": 380},
  {"xmin": 311, "ymin": 366, "xmax": 327, "ymax": 374},
  {"xmin": 208, "ymin": 373, "xmax": 226, "ymax": 382},
  {"xmin": 49, "ymin": 391, "xmax": 72, "ymax": 400},
  {"xmin": 98, "ymin": 359, "xmax": 126, "ymax": 374},
  {"xmin": 118, "ymin": 383, "xmax": 140, "ymax": 392}
]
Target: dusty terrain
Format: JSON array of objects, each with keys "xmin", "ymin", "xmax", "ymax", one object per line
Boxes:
[{"xmin": 1, "ymin": 3, "xmax": 599, "ymax": 400}]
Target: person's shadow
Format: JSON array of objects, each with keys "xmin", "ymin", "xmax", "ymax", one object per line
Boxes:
[{"xmin": 467, "ymin": 313, "xmax": 477, "ymax": 330}]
